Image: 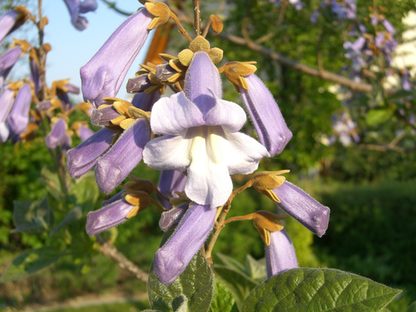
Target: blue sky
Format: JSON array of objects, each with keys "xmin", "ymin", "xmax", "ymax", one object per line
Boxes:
[{"xmin": 42, "ymin": 0, "xmax": 152, "ymax": 99}]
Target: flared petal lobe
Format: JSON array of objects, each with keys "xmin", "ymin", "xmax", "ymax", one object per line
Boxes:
[
  {"xmin": 96, "ymin": 119, "xmax": 150, "ymax": 193},
  {"xmin": 45, "ymin": 118, "xmax": 71, "ymax": 149},
  {"xmin": 67, "ymin": 127, "xmax": 115, "ymax": 178},
  {"xmin": 80, "ymin": 9, "xmax": 152, "ymax": 106},
  {"xmin": 273, "ymin": 181, "xmax": 330, "ymax": 237},
  {"xmin": 240, "ymin": 74, "xmax": 292, "ymax": 156},
  {"xmin": 265, "ymin": 230, "xmax": 298, "ymax": 277},
  {"xmin": 154, "ymin": 203, "xmax": 216, "ymax": 284},
  {"xmin": 86, "ymin": 197, "xmax": 134, "ymax": 236},
  {"xmin": 63, "ymin": 0, "xmax": 98, "ymax": 31},
  {"xmin": 7, "ymin": 84, "xmax": 31, "ymax": 137}
]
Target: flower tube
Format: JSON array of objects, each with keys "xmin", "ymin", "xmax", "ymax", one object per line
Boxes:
[
  {"xmin": 6, "ymin": 84, "xmax": 31, "ymax": 138},
  {"xmin": 0, "ymin": 47, "xmax": 22, "ymax": 86},
  {"xmin": 265, "ymin": 230, "xmax": 298, "ymax": 277},
  {"xmin": 45, "ymin": 118, "xmax": 71, "ymax": 149},
  {"xmin": 0, "ymin": 7, "xmax": 29, "ymax": 44},
  {"xmin": 0, "ymin": 88, "xmax": 15, "ymax": 142},
  {"xmin": 80, "ymin": 8, "xmax": 152, "ymax": 106}
]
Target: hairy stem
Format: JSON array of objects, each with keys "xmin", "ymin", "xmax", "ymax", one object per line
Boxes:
[
  {"xmin": 193, "ymin": 0, "xmax": 201, "ymax": 35},
  {"xmin": 205, "ymin": 180, "xmax": 254, "ymax": 265}
]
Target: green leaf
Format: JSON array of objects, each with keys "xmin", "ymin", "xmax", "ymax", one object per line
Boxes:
[
  {"xmin": 50, "ymin": 206, "xmax": 83, "ymax": 235},
  {"xmin": 70, "ymin": 173, "xmax": 100, "ymax": 208},
  {"xmin": 366, "ymin": 109, "xmax": 394, "ymax": 127},
  {"xmin": 245, "ymin": 255, "xmax": 266, "ymax": 281},
  {"xmin": 0, "ymin": 248, "xmax": 64, "ymax": 283},
  {"xmin": 148, "ymin": 251, "xmax": 214, "ymax": 312},
  {"xmin": 242, "ymin": 268, "xmax": 402, "ymax": 312},
  {"xmin": 41, "ymin": 167, "xmax": 63, "ymax": 198},
  {"xmin": 13, "ymin": 198, "xmax": 53, "ymax": 233},
  {"xmin": 210, "ymin": 279, "xmax": 238, "ymax": 312},
  {"xmin": 408, "ymin": 301, "xmax": 416, "ymax": 312}
]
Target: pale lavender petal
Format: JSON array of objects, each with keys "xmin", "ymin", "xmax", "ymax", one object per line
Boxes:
[
  {"xmin": 154, "ymin": 203, "xmax": 216, "ymax": 284},
  {"xmin": 80, "ymin": 9, "xmax": 152, "ymax": 106},
  {"xmin": 150, "ymin": 92, "xmax": 246, "ymax": 135},
  {"xmin": 86, "ymin": 198, "xmax": 134, "ymax": 236},
  {"xmin": 240, "ymin": 74, "xmax": 292, "ymax": 156},
  {"xmin": 158, "ymin": 170, "xmax": 187, "ymax": 208},
  {"xmin": 383, "ymin": 19, "xmax": 395, "ymax": 34},
  {"xmin": 0, "ymin": 47, "xmax": 21, "ymax": 85},
  {"xmin": 45, "ymin": 118, "xmax": 71, "ymax": 149},
  {"xmin": 0, "ymin": 88, "xmax": 14, "ymax": 142},
  {"xmin": 143, "ymin": 134, "xmax": 191, "ymax": 170},
  {"xmin": 7, "ymin": 84, "xmax": 31, "ymax": 136},
  {"xmin": 0, "ymin": 9, "xmax": 26, "ymax": 43},
  {"xmin": 79, "ymin": 125, "xmax": 94, "ymax": 141},
  {"xmin": 132, "ymin": 90, "xmax": 161, "ymax": 111},
  {"xmin": 273, "ymin": 181, "xmax": 330, "ymax": 237},
  {"xmin": 265, "ymin": 230, "xmax": 298, "ymax": 277},
  {"xmin": 67, "ymin": 127, "xmax": 115, "ymax": 178},
  {"xmin": 96, "ymin": 119, "xmax": 150, "ymax": 193},
  {"xmin": 184, "ymin": 51, "xmax": 222, "ymax": 105},
  {"xmin": 79, "ymin": 0, "xmax": 98, "ymax": 13}
]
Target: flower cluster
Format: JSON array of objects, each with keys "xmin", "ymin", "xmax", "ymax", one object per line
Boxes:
[
  {"xmin": 68, "ymin": 1, "xmax": 330, "ymax": 285},
  {"xmin": 311, "ymin": 0, "xmax": 356, "ymax": 23}
]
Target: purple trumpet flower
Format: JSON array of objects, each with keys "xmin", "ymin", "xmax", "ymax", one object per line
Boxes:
[
  {"xmin": 80, "ymin": 8, "xmax": 152, "ymax": 107},
  {"xmin": 67, "ymin": 127, "xmax": 115, "ymax": 178},
  {"xmin": 0, "ymin": 7, "xmax": 28, "ymax": 44},
  {"xmin": 265, "ymin": 230, "xmax": 298, "ymax": 277},
  {"xmin": 0, "ymin": 88, "xmax": 15, "ymax": 142},
  {"xmin": 6, "ymin": 84, "xmax": 31, "ymax": 138},
  {"xmin": 45, "ymin": 118, "xmax": 71, "ymax": 149},
  {"xmin": 86, "ymin": 195, "xmax": 134, "ymax": 236},
  {"xmin": 63, "ymin": 0, "xmax": 98, "ymax": 31},
  {"xmin": 0, "ymin": 47, "xmax": 22, "ymax": 86},
  {"xmin": 240, "ymin": 74, "xmax": 292, "ymax": 156},
  {"xmin": 273, "ymin": 181, "xmax": 330, "ymax": 237},
  {"xmin": 154, "ymin": 203, "xmax": 216, "ymax": 284},
  {"xmin": 57, "ymin": 82, "xmax": 80, "ymax": 110},
  {"xmin": 95, "ymin": 119, "xmax": 151, "ymax": 193},
  {"xmin": 29, "ymin": 50, "xmax": 41, "ymax": 94},
  {"xmin": 158, "ymin": 170, "xmax": 187, "ymax": 209}
]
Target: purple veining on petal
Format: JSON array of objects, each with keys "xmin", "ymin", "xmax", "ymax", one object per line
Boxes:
[
  {"xmin": 265, "ymin": 230, "xmax": 298, "ymax": 277},
  {"xmin": 95, "ymin": 119, "xmax": 150, "ymax": 193},
  {"xmin": 80, "ymin": 8, "xmax": 152, "ymax": 106},
  {"xmin": 240, "ymin": 74, "xmax": 292, "ymax": 156},
  {"xmin": 67, "ymin": 127, "xmax": 115, "ymax": 178},
  {"xmin": 273, "ymin": 181, "xmax": 330, "ymax": 237},
  {"xmin": 153, "ymin": 203, "xmax": 216, "ymax": 284}
]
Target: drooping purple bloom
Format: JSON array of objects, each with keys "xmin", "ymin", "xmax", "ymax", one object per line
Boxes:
[
  {"xmin": 56, "ymin": 81, "xmax": 80, "ymax": 110},
  {"xmin": 240, "ymin": 74, "xmax": 292, "ymax": 156},
  {"xmin": 86, "ymin": 196, "xmax": 134, "ymax": 236},
  {"xmin": 265, "ymin": 230, "xmax": 298, "ymax": 277},
  {"xmin": 0, "ymin": 88, "xmax": 15, "ymax": 142},
  {"xmin": 0, "ymin": 7, "xmax": 28, "ymax": 44},
  {"xmin": 95, "ymin": 119, "xmax": 151, "ymax": 193},
  {"xmin": 0, "ymin": 47, "xmax": 22, "ymax": 86},
  {"xmin": 29, "ymin": 49, "xmax": 41, "ymax": 94},
  {"xmin": 6, "ymin": 84, "xmax": 31, "ymax": 138},
  {"xmin": 154, "ymin": 203, "xmax": 216, "ymax": 284},
  {"xmin": 80, "ymin": 8, "xmax": 152, "ymax": 107},
  {"xmin": 158, "ymin": 170, "xmax": 187, "ymax": 208},
  {"xmin": 273, "ymin": 181, "xmax": 330, "ymax": 237},
  {"xmin": 63, "ymin": 0, "xmax": 98, "ymax": 31},
  {"xmin": 144, "ymin": 52, "xmax": 268, "ymax": 207},
  {"xmin": 45, "ymin": 118, "xmax": 71, "ymax": 149},
  {"xmin": 67, "ymin": 127, "xmax": 116, "ymax": 178}
]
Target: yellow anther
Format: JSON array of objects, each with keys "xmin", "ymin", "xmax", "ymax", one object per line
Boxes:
[
  {"xmin": 126, "ymin": 206, "xmax": 140, "ymax": 219},
  {"xmin": 159, "ymin": 53, "xmax": 177, "ymax": 61},
  {"xmin": 145, "ymin": 2, "xmax": 171, "ymax": 30},
  {"xmin": 189, "ymin": 35, "xmax": 211, "ymax": 52},
  {"xmin": 168, "ymin": 59, "xmax": 184, "ymax": 73},
  {"xmin": 167, "ymin": 72, "xmax": 182, "ymax": 83},
  {"xmin": 178, "ymin": 49, "xmax": 194, "ymax": 67},
  {"xmin": 110, "ymin": 115, "xmax": 126, "ymax": 126}
]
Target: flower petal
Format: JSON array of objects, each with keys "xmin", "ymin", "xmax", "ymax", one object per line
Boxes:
[
  {"xmin": 67, "ymin": 127, "xmax": 115, "ymax": 178},
  {"xmin": 0, "ymin": 47, "xmax": 22, "ymax": 85},
  {"xmin": 96, "ymin": 119, "xmax": 150, "ymax": 193},
  {"xmin": 158, "ymin": 169, "xmax": 187, "ymax": 208},
  {"xmin": 265, "ymin": 230, "xmax": 298, "ymax": 277},
  {"xmin": 86, "ymin": 198, "xmax": 134, "ymax": 236},
  {"xmin": 153, "ymin": 203, "xmax": 216, "ymax": 284},
  {"xmin": 240, "ymin": 74, "xmax": 292, "ymax": 156},
  {"xmin": 143, "ymin": 134, "xmax": 191, "ymax": 170},
  {"xmin": 7, "ymin": 84, "xmax": 31, "ymax": 137},
  {"xmin": 80, "ymin": 8, "xmax": 152, "ymax": 106},
  {"xmin": 273, "ymin": 181, "xmax": 330, "ymax": 237},
  {"xmin": 132, "ymin": 90, "xmax": 161, "ymax": 111},
  {"xmin": 45, "ymin": 118, "xmax": 71, "ymax": 149}
]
